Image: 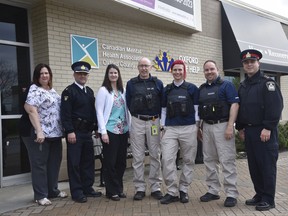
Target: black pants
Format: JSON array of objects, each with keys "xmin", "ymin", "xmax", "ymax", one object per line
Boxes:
[
  {"xmin": 66, "ymin": 131, "xmax": 95, "ymax": 199},
  {"xmin": 244, "ymin": 126, "xmax": 278, "ymax": 205},
  {"xmin": 22, "ymin": 133, "xmax": 62, "ymax": 200},
  {"xmin": 101, "ymin": 131, "xmax": 128, "ymax": 196}
]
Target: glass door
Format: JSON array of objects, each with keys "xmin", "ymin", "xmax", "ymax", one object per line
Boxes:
[{"xmin": 0, "ymin": 3, "xmax": 31, "ymax": 187}]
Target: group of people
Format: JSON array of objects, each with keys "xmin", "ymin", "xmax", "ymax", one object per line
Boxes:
[{"xmin": 20, "ymin": 48, "xmax": 283, "ymax": 212}]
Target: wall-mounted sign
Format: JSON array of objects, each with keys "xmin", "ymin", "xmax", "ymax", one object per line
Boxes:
[
  {"xmin": 152, "ymin": 50, "xmax": 200, "ymax": 73},
  {"xmin": 101, "ymin": 44, "xmax": 142, "ymax": 69},
  {"xmin": 179, "ymin": 55, "xmax": 200, "ymax": 73},
  {"xmin": 115, "ymin": 0, "xmax": 201, "ymax": 30},
  {"xmin": 153, "ymin": 50, "xmax": 174, "ymax": 72},
  {"xmin": 71, "ymin": 34, "xmax": 99, "ymax": 68}
]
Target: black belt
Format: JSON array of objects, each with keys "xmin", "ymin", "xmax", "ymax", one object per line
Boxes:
[
  {"xmin": 132, "ymin": 114, "xmax": 159, "ymax": 121},
  {"xmin": 72, "ymin": 118, "xmax": 96, "ymax": 132},
  {"xmin": 205, "ymin": 119, "xmax": 228, "ymax": 125}
]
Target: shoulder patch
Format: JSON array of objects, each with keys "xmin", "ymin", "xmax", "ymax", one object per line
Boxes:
[{"xmin": 266, "ymin": 81, "xmax": 276, "ymax": 91}]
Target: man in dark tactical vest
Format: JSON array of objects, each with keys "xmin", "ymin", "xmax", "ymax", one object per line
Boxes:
[
  {"xmin": 126, "ymin": 57, "xmax": 164, "ymax": 201},
  {"xmin": 199, "ymin": 60, "xmax": 239, "ymax": 208}
]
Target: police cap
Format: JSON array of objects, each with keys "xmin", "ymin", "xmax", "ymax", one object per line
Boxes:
[
  {"xmin": 240, "ymin": 49, "xmax": 262, "ymax": 62},
  {"xmin": 71, "ymin": 61, "xmax": 91, "ymax": 73}
]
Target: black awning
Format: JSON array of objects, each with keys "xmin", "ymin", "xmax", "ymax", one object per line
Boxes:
[{"xmin": 221, "ymin": 2, "xmax": 288, "ymax": 74}]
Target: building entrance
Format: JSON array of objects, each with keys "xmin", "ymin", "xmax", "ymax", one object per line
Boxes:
[{"xmin": 0, "ymin": 3, "xmax": 31, "ymax": 187}]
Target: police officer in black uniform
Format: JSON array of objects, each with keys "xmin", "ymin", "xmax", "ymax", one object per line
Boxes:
[
  {"xmin": 61, "ymin": 61, "xmax": 102, "ymax": 203},
  {"xmin": 236, "ymin": 49, "xmax": 283, "ymax": 211}
]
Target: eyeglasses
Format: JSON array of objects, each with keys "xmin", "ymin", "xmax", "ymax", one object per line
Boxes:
[{"xmin": 138, "ymin": 64, "xmax": 151, "ymax": 68}]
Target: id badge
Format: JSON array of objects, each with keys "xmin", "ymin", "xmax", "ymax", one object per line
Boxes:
[{"xmin": 151, "ymin": 125, "xmax": 159, "ymax": 136}]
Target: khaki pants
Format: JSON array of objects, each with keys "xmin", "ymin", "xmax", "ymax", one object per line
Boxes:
[
  {"xmin": 130, "ymin": 116, "xmax": 162, "ymax": 192},
  {"xmin": 161, "ymin": 124, "xmax": 198, "ymax": 196},
  {"xmin": 202, "ymin": 122, "xmax": 239, "ymax": 198}
]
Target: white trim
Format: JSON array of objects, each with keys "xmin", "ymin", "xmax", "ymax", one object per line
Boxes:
[{"xmin": 0, "ymin": 40, "xmax": 30, "ymax": 47}]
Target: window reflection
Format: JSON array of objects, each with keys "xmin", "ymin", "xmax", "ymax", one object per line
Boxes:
[
  {"xmin": 0, "ymin": 45, "xmax": 18, "ymax": 115},
  {"xmin": 0, "ymin": 22, "xmax": 16, "ymax": 41},
  {"xmin": 2, "ymin": 119, "xmax": 30, "ymax": 176},
  {"xmin": 0, "ymin": 3, "xmax": 29, "ymax": 43}
]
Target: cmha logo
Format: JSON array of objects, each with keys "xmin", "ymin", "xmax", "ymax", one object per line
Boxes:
[{"xmin": 153, "ymin": 50, "xmax": 175, "ymax": 72}]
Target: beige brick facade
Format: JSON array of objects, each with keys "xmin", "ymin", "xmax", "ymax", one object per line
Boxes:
[{"xmin": 30, "ymin": 0, "xmax": 223, "ymax": 94}]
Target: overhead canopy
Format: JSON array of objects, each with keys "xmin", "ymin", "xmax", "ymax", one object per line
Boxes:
[{"xmin": 221, "ymin": 2, "xmax": 288, "ymax": 74}]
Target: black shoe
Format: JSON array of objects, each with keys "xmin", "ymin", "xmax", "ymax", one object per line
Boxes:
[
  {"xmin": 255, "ymin": 202, "xmax": 275, "ymax": 211},
  {"xmin": 119, "ymin": 193, "xmax": 127, "ymax": 198},
  {"xmin": 133, "ymin": 191, "xmax": 145, "ymax": 200},
  {"xmin": 224, "ymin": 197, "xmax": 237, "ymax": 207},
  {"xmin": 160, "ymin": 193, "xmax": 180, "ymax": 204},
  {"xmin": 110, "ymin": 195, "xmax": 120, "ymax": 201},
  {"xmin": 151, "ymin": 191, "xmax": 163, "ymax": 200},
  {"xmin": 245, "ymin": 196, "xmax": 262, "ymax": 206},
  {"xmin": 84, "ymin": 191, "xmax": 102, "ymax": 197},
  {"xmin": 73, "ymin": 196, "xmax": 87, "ymax": 203},
  {"xmin": 200, "ymin": 192, "xmax": 220, "ymax": 202},
  {"xmin": 179, "ymin": 191, "xmax": 189, "ymax": 203}
]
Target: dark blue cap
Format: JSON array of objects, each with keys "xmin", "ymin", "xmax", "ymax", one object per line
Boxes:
[
  {"xmin": 71, "ymin": 61, "xmax": 91, "ymax": 73},
  {"xmin": 240, "ymin": 49, "xmax": 262, "ymax": 62}
]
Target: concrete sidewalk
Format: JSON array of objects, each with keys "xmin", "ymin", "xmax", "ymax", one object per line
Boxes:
[{"xmin": 1, "ymin": 152, "xmax": 287, "ymax": 216}]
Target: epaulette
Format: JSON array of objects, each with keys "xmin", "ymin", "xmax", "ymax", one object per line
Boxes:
[{"xmin": 263, "ymin": 74, "xmax": 271, "ymax": 79}]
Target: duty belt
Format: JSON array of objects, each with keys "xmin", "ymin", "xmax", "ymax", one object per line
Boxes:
[
  {"xmin": 205, "ymin": 119, "xmax": 228, "ymax": 125},
  {"xmin": 72, "ymin": 118, "xmax": 96, "ymax": 132},
  {"xmin": 132, "ymin": 114, "xmax": 159, "ymax": 121}
]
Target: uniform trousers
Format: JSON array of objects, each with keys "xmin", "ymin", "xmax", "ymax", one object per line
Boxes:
[
  {"xmin": 66, "ymin": 131, "xmax": 95, "ymax": 200},
  {"xmin": 244, "ymin": 126, "xmax": 278, "ymax": 205},
  {"xmin": 22, "ymin": 132, "xmax": 62, "ymax": 200},
  {"xmin": 161, "ymin": 124, "xmax": 198, "ymax": 196},
  {"xmin": 202, "ymin": 122, "xmax": 239, "ymax": 198},
  {"xmin": 102, "ymin": 131, "xmax": 128, "ymax": 196},
  {"xmin": 130, "ymin": 116, "xmax": 162, "ymax": 192}
]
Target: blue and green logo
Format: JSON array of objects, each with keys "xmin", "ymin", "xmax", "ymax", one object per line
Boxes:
[{"xmin": 71, "ymin": 34, "xmax": 99, "ymax": 68}]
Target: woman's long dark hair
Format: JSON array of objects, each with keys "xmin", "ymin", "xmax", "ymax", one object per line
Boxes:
[
  {"xmin": 102, "ymin": 64, "xmax": 124, "ymax": 93},
  {"xmin": 32, "ymin": 63, "xmax": 53, "ymax": 89}
]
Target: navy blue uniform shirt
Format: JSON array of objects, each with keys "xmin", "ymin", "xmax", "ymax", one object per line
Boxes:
[
  {"xmin": 236, "ymin": 71, "xmax": 283, "ymax": 131},
  {"xmin": 61, "ymin": 83, "xmax": 97, "ymax": 134}
]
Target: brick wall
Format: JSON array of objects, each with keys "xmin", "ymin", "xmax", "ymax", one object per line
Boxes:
[{"xmin": 30, "ymin": 0, "xmax": 223, "ymax": 95}]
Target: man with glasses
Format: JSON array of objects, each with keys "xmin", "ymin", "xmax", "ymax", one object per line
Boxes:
[{"xmin": 126, "ymin": 57, "xmax": 164, "ymax": 201}]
